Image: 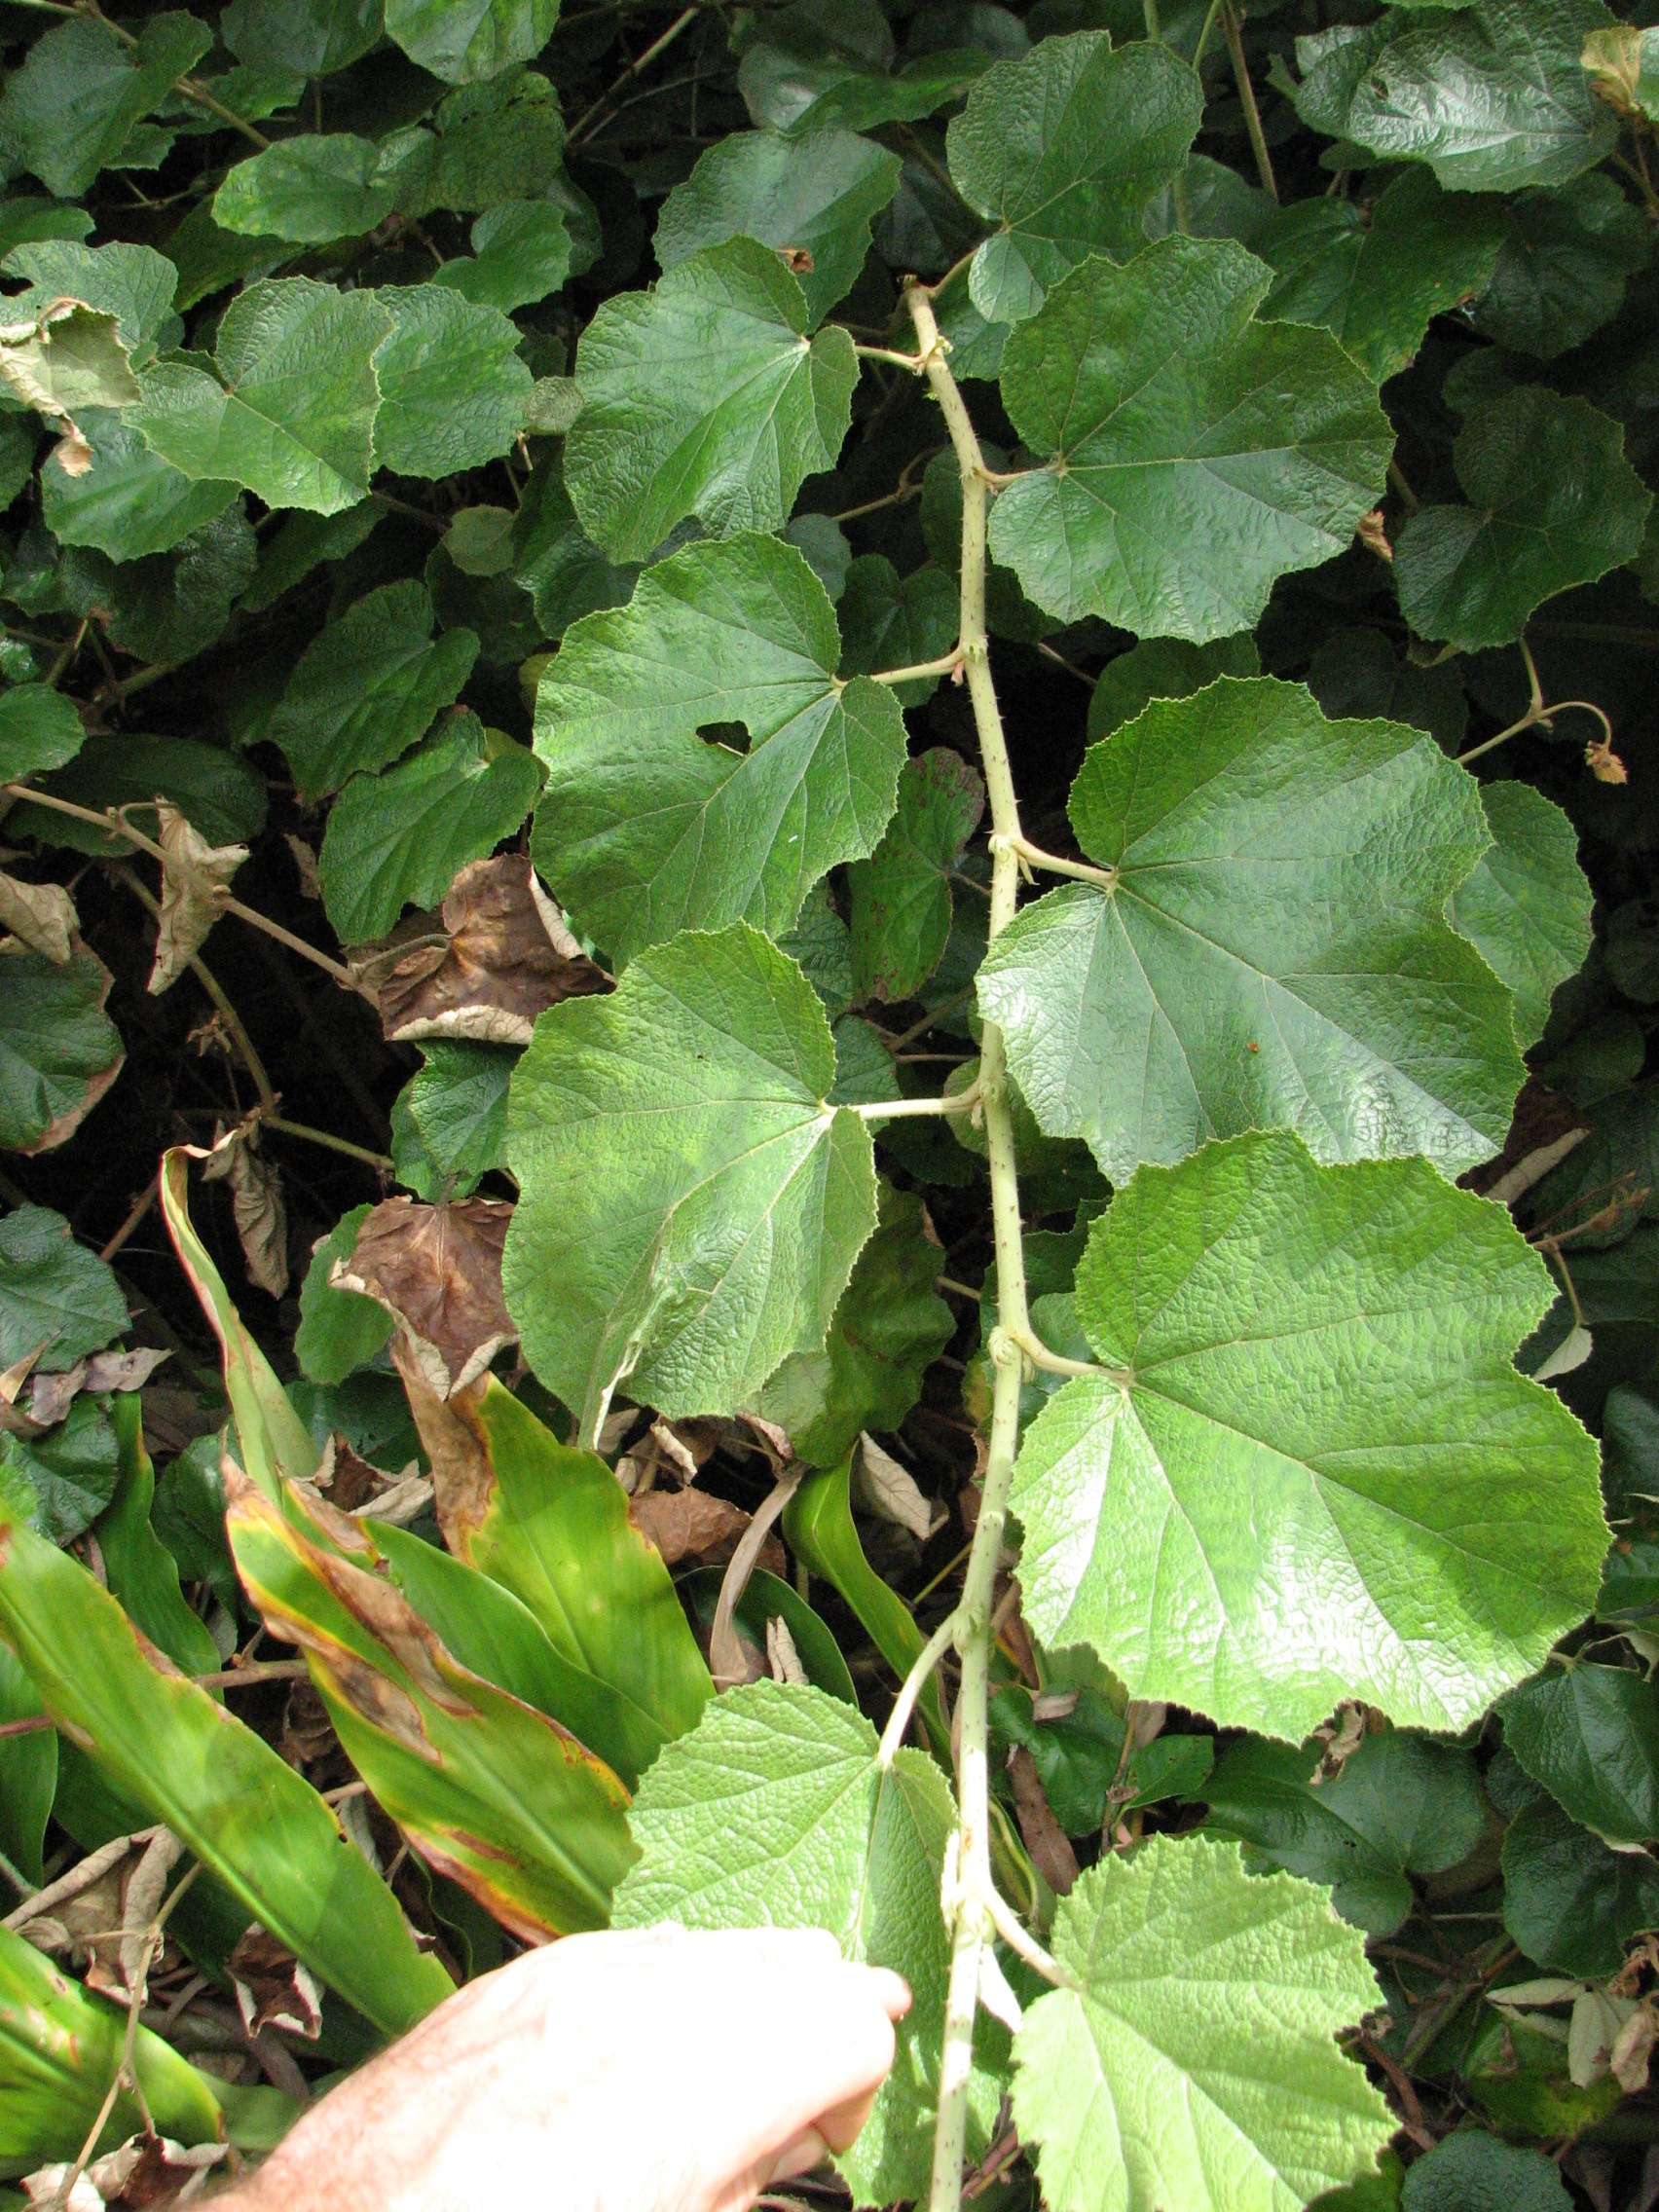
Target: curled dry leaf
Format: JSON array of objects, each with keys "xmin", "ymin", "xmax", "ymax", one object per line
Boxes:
[
  {"xmin": 332, "ymin": 1196, "xmax": 515, "ymax": 1398},
  {"xmin": 1310, "ymin": 1701, "xmax": 1382, "ymax": 1784},
  {"xmin": 1007, "ymin": 1745, "xmax": 1080, "ymax": 1896},
  {"xmin": 627, "ymin": 1487, "xmax": 784, "ymax": 1574},
  {"xmin": 1611, "ymin": 2001, "xmax": 1659, "ymax": 2093},
  {"xmin": 0, "ymin": 298, "xmax": 139, "ymax": 467},
  {"xmin": 90, "ymin": 2137, "xmax": 227, "ymax": 2209},
  {"xmin": 27, "ymin": 1346, "xmax": 169, "ymax": 1427},
  {"xmin": 201, "ymin": 1127, "xmax": 289, "ymax": 1300},
  {"xmin": 765, "ymin": 1614, "xmax": 806, "ymax": 1685},
  {"xmin": 0, "ymin": 871, "xmax": 77, "ymax": 964},
  {"xmin": 376, "ymin": 854, "xmax": 609, "ymax": 1045},
  {"xmin": 148, "ymin": 803, "xmax": 249, "ymax": 995},
  {"xmin": 22, "ymin": 2165, "xmax": 102, "ymax": 2211},
  {"xmin": 229, "ymin": 1927, "xmax": 324, "ymax": 2042},
  {"xmin": 854, "ymin": 1431, "xmax": 946, "ymax": 1541}
]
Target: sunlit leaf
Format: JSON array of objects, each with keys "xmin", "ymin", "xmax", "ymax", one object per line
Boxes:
[
  {"xmin": 1012, "ymin": 1836, "xmax": 1389, "ymax": 2212},
  {"xmin": 977, "ymin": 678, "xmax": 1523, "ymax": 1180},
  {"xmin": 370, "ymin": 284, "xmax": 533, "ymax": 476},
  {"xmin": 503, "ymin": 923, "xmax": 877, "ymax": 1436},
  {"xmin": 1011, "ymin": 1131, "xmax": 1605, "ymax": 1737}
]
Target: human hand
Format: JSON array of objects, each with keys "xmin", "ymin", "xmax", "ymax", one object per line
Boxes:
[{"xmin": 228, "ymin": 1926, "xmax": 910, "ymax": 2212}]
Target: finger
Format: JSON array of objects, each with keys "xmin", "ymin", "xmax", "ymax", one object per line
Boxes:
[
  {"xmin": 809, "ymin": 2086, "xmax": 879, "ymax": 2155},
  {"xmin": 764, "ymin": 2128, "xmax": 832, "ymax": 2186}
]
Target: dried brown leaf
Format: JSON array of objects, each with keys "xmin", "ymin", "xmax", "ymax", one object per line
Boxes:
[
  {"xmin": 147, "ymin": 804, "xmax": 247, "ymax": 995},
  {"xmin": 0, "ymin": 870, "xmax": 76, "ymax": 964},
  {"xmin": 628, "ymin": 1488, "xmax": 784, "ymax": 1572},
  {"xmin": 332, "ymin": 1196, "xmax": 514, "ymax": 1397},
  {"xmin": 1008, "ymin": 1745, "xmax": 1080, "ymax": 1896},
  {"xmin": 229, "ymin": 1928, "xmax": 323, "ymax": 2042},
  {"xmin": 201, "ymin": 1129, "xmax": 288, "ymax": 1300},
  {"xmin": 377, "ymin": 855, "xmax": 609, "ymax": 1044},
  {"xmin": 854, "ymin": 1432, "xmax": 946, "ymax": 1541},
  {"xmin": 766, "ymin": 1615, "xmax": 806, "ymax": 1684},
  {"xmin": 27, "ymin": 1347, "xmax": 169, "ymax": 1426}
]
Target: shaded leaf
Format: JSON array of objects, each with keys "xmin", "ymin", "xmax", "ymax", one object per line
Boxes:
[
  {"xmin": 94, "ymin": 1392, "xmax": 219, "ymax": 1679},
  {"xmin": 370, "ymin": 284, "xmax": 533, "ymax": 477},
  {"xmin": 836, "ymin": 555, "xmax": 958, "ymax": 709},
  {"xmin": 213, "ymin": 134, "xmax": 407, "ymax": 245},
  {"xmin": 1501, "ymin": 1783, "xmax": 1659, "ymax": 1978},
  {"xmin": 530, "ymin": 533, "xmax": 906, "ymax": 966},
  {"xmin": 847, "ymin": 748, "xmax": 984, "ymax": 1003},
  {"xmin": 0, "ymin": 1207, "xmax": 125, "ymax": 1375},
  {"xmin": 1501, "ymin": 1663, "xmax": 1659, "ymax": 1846},
  {"xmin": 656, "ymin": 129, "xmax": 902, "ymax": 328},
  {"xmin": 294, "ymin": 1205, "xmax": 394, "ymax": 1388},
  {"xmin": 0, "ymin": 14, "xmax": 211, "ymax": 201},
  {"xmin": 0, "ymin": 687, "xmax": 84, "ymax": 786},
  {"xmin": 565, "ymin": 238, "xmax": 857, "ymax": 561},
  {"xmin": 1203, "ymin": 1728, "xmax": 1490, "ymax": 1936},
  {"xmin": 1400, "ymin": 2133, "xmax": 1570, "ymax": 2212},
  {"xmin": 385, "ymin": 0, "xmax": 558, "ymax": 85},
  {"xmin": 989, "ymin": 238, "xmax": 1393, "ymax": 640},
  {"xmin": 389, "ymin": 1042, "xmax": 512, "ymax": 1201},
  {"xmin": 0, "ymin": 945, "xmax": 124, "ymax": 1157},
  {"xmin": 1449, "ymin": 782, "xmax": 1591, "ymax": 1051},
  {"xmin": 433, "ymin": 200, "xmax": 574, "ymax": 313},
  {"xmin": 1394, "ymin": 387, "xmax": 1650, "ymax": 650},
  {"xmin": 267, "ymin": 578, "xmax": 478, "ymax": 798},
  {"xmin": 130, "ymin": 276, "xmax": 392, "ymax": 517},
  {"xmin": 220, "ymin": 0, "xmax": 382, "ymax": 78},
  {"xmin": 1259, "ymin": 169, "xmax": 1506, "ymax": 384},
  {"xmin": 318, "ymin": 712, "xmax": 542, "ymax": 946},
  {"xmin": 1011, "ymin": 1837, "xmax": 1389, "ymax": 2212},
  {"xmin": 1011, "ymin": 1131, "xmax": 1605, "ymax": 1738},
  {"xmin": 41, "ymin": 409, "xmax": 237, "ymax": 563},
  {"xmin": 945, "ymin": 31, "xmax": 1201, "ymax": 325},
  {"xmin": 1473, "ymin": 174, "xmax": 1651, "ymax": 359},
  {"xmin": 978, "ymin": 678, "xmax": 1522, "ymax": 1181},
  {"xmin": 738, "ymin": 44, "xmax": 988, "ymax": 137},
  {"xmin": 1087, "ymin": 634, "xmax": 1258, "ymax": 744},
  {"xmin": 503, "ymin": 924, "xmax": 877, "ymax": 1437},
  {"xmin": 0, "ymin": 1396, "xmax": 119, "ymax": 1545},
  {"xmin": 756, "ymin": 1182, "xmax": 954, "ymax": 1467}
]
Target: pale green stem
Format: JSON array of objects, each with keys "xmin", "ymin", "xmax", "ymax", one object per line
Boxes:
[
  {"xmin": 866, "ymin": 647, "xmax": 965, "ymax": 687},
  {"xmin": 879, "ymin": 1609, "xmax": 963, "ymax": 1766},
  {"xmin": 904, "ymin": 277, "xmax": 1035, "ymax": 2212},
  {"xmin": 852, "ymin": 1088, "xmax": 979, "ymax": 1122}
]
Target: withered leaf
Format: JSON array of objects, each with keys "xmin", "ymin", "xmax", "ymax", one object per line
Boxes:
[
  {"xmin": 333, "ymin": 1196, "xmax": 515, "ymax": 1397},
  {"xmin": 377, "ymin": 854, "xmax": 609, "ymax": 1045},
  {"xmin": 1008, "ymin": 1745, "xmax": 1080, "ymax": 1896},
  {"xmin": 147, "ymin": 803, "xmax": 248, "ymax": 996},
  {"xmin": 0, "ymin": 871, "xmax": 76, "ymax": 964},
  {"xmin": 854, "ymin": 1431, "xmax": 945, "ymax": 1541},
  {"xmin": 201, "ymin": 1127, "xmax": 289, "ymax": 1300},
  {"xmin": 628, "ymin": 1487, "xmax": 786, "ymax": 1574},
  {"xmin": 229, "ymin": 1927, "xmax": 323, "ymax": 2042},
  {"xmin": 27, "ymin": 1346, "xmax": 169, "ymax": 1426}
]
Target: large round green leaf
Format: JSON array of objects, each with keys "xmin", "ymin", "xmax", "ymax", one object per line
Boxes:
[
  {"xmin": 503, "ymin": 923, "xmax": 877, "ymax": 1438},
  {"xmin": 977, "ymin": 677, "xmax": 1524, "ymax": 1180},
  {"xmin": 0, "ymin": 944, "xmax": 123, "ymax": 1156},
  {"xmin": 989, "ymin": 238, "xmax": 1392, "ymax": 640},
  {"xmin": 1012, "ymin": 1836, "xmax": 1389, "ymax": 2212},
  {"xmin": 565, "ymin": 239, "xmax": 858, "ymax": 561},
  {"xmin": 1011, "ymin": 1131, "xmax": 1605, "ymax": 1737}
]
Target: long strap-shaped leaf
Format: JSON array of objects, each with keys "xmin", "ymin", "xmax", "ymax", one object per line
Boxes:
[
  {"xmin": 157, "ymin": 1148, "xmax": 320, "ymax": 1497},
  {"xmin": 0, "ymin": 1924, "xmax": 224, "ymax": 2176},
  {"xmin": 0, "ymin": 1506, "xmax": 451, "ymax": 2037},
  {"xmin": 228, "ymin": 1474, "xmax": 637, "ymax": 1939},
  {"xmin": 783, "ymin": 1456, "xmax": 949, "ymax": 1759}
]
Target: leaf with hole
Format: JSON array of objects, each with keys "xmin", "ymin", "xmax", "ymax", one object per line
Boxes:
[{"xmin": 530, "ymin": 533, "xmax": 906, "ymax": 965}]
